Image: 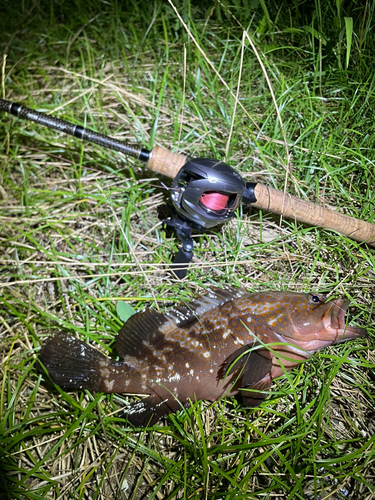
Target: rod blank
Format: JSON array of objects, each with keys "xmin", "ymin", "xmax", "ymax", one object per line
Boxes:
[{"xmin": 0, "ymin": 99, "xmax": 150, "ymax": 161}]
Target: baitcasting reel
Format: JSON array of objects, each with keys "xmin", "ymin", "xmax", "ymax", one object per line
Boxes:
[
  {"xmin": 165, "ymin": 158, "xmax": 257, "ymax": 277},
  {"xmin": 0, "ymin": 99, "xmax": 256, "ymax": 278}
]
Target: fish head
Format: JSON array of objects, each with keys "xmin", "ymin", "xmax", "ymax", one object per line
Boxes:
[{"xmin": 251, "ymin": 292, "xmax": 366, "ymax": 349}]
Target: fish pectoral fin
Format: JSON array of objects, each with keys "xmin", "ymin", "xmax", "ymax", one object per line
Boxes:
[
  {"xmin": 222, "ymin": 344, "xmax": 255, "ymax": 376},
  {"xmin": 241, "ymin": 348, "xmax": 273, "ymax": 387},
  {"xmin": 120, "ymin": 395, "xmax": 184, "ymax": 427},
  {"xmin": 240, "ymin": 376, "xmax": 272, "ymax": 407},
  {"xmin": 237, "ymin": 348, "xmax": 273, "ymax": 407}
]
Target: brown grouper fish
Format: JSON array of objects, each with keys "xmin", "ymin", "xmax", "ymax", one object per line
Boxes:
[{"xmin": 38, "ymin": 286, "xmax": 366, "ymax": 426}]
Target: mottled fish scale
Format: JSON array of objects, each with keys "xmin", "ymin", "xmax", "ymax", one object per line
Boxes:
[{"xmin": 38, "ymin": 286, "xmax": 366, "ymax": 426}]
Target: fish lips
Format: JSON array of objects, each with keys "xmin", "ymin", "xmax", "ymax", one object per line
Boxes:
[{"xmin": 323, "ymin": 299, "xmax": 367, "ymax": 342}]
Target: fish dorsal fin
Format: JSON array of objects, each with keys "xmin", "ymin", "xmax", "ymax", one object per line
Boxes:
[
  {"xmin": 116, "ymin": 286, "xmax": 246, "ymax": 358},
  {"xmin": 116, "ymin": 309, "xmax": 171, "ymax": 358},
  {"xmin": 166, "ymin": 285, "xmax": 246, "ymax": 327}
]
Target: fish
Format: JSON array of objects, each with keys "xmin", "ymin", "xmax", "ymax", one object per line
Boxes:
[{"xmin": 38, "ymin": 286, "xmax": 366, "ymax": 426}]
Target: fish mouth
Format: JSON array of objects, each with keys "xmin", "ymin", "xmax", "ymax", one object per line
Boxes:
[{"xmin": 325, "ymin": 299, "xmax": 367, "ymax": 342}]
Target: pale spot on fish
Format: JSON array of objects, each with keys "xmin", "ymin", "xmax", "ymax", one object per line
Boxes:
[
  {"xmin": 203, "ymin": 351, "xmax": 210, "ymax": 358},
  {"xmin": 105, "ymin": 379, "xmax": 115, "ymax": 391},
  {"xmin": 185, "ymin": 362, "xmax": 190, "ymax": 368},
  {"xmin": 100, "ymin": 367, "xmax": 110, "ymax": 378},
  {"xmin": 99, "ymin": 360, "xmax": 111, "ymax": 378}
]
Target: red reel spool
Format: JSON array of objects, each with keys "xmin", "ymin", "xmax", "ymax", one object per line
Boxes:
[{"xmin": 199, "ymin": 192, "xmax": 230, "ymax": 212}]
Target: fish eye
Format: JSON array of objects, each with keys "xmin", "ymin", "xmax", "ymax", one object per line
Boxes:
[{"xmin": 309, "ymin": 294, "xmax": 321, "ymax": 303}]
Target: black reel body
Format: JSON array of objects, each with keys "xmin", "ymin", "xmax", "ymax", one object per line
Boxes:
[{"xmin": 170, "ymin": 158, "xmax": 246, "ymax": 230}]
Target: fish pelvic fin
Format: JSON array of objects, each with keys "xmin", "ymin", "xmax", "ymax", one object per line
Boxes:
[
  {"xmin": 39, "ymin": 332, "xmax": 112, "ymax": 392},
  {"xmin": 240, "ymin": 376, "xmax": 272, "ymax": 407}
]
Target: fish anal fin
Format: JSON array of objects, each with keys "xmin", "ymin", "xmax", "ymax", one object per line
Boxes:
[
  {"xmin": 120, "ymin": 395, "xmax": 184, "ymax": 427},
  {"xmin": 116, "ymin": 309, "xmax": 169, "ymax": 358}
]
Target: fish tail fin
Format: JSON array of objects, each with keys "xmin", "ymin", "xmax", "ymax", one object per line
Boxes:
[{"xmin": 39, "ymin": 332, "xmax": 111, "ymax": 392}]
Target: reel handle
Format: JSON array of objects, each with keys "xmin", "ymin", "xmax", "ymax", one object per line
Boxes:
[{"xmin": 147, "ymin": 148, "xmax": 375, "ymax": 246}]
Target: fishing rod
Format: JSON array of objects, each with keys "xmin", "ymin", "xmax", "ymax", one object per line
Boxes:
[{"xmin": 1, "ymin": 98, "xmax": 374, "ymax": 278}]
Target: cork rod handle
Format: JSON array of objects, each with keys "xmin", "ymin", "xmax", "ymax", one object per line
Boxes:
[
  {"xmin": 252, "ymin": 184, "xmax": 375, "ymax": 245},
  {"xmin": 147, "ymin": 145, "xmax": 187, "ymax": 178},
  {"xmin": 147, "ymin": 147, "xmax": 375, "ymax": 246}
]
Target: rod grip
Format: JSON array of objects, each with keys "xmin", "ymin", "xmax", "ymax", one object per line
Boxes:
[
  {"xmin": 147, "ymin": 145, "xmax": 187, "ymax": 178},
  {"xmin": 252, "ymin": 183, "xmax": 375, "ymax": 245}
]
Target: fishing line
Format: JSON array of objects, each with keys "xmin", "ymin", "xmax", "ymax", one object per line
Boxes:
[{"xmin": 199, "ymin": 192, "xmax": 230, "ymax": 212}]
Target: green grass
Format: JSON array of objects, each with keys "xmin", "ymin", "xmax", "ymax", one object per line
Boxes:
[{"xmin": 0, "ymin": 0, "xmax": 374, "ymax": 499}]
